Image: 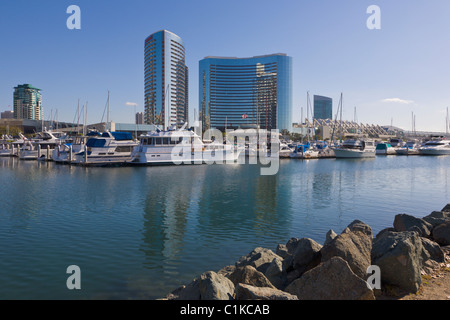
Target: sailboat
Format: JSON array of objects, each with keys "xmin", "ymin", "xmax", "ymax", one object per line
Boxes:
[{"xmin": 290, "ymin": 92, "xmax": 319, "ymax": 159}]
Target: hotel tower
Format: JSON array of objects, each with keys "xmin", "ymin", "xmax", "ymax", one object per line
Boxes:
[{"xmin": 144, "ymin": 30, "xmax": 188, "ymax": 129}]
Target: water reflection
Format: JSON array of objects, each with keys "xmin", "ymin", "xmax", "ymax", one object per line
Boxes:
[{"xmin": 0, "ymin": 155, "xmax": 450, "ymax": 299}]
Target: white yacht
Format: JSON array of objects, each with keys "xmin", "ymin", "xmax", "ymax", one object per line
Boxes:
[
  {"xmin": 395, "ymin": 140, "xmax": 420, "ymax": 155},
  {"xmin": 72, "ymin": 131, "xmax": 139, "ymax": 166},
  {"xmin": 266, "ymin": 142, "xmax": 293, "ymax": 158},
  {"xmin": 52, "ymin": 135, "xmax": 91, "ymax": 163},
  {"xmin": 132, "ymin": 126, "xmax": 242, "ymax": 165},
  {"xmin": 418, "ymin": 139, "xmax": 450, "ymax": 155},
  {"xmin": 289, "ymin": 144, "xmax": 319, "ymax": 159},
  {"xmin": 18, "ymin": 131, "xmax": 66, "ymax": 160},
  {"xmin": 375, "ymin": 142, "xmax": 396, "ymax": 155},
  {"xmin": 333, "ymin": 138, "xmax": 376, "ymax": 158}
]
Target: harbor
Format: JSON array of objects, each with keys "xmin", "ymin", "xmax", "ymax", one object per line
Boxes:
[
  {"xmin": 0, "ymin": 152, "xmax": 449, "ymax": 299},
  {"xmin": 2, "ymin": 126, "xmax": 450, "ymax": 166}
]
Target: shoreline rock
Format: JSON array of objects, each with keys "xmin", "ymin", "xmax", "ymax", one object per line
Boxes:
[{"xmin": 163, "ymin": 203, "xmax": 450, "ymax": 300}]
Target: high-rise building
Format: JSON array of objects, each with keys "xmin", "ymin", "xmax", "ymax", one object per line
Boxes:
[
  {"xmin": 199, "ymin": 54, "xmax": 292, "ymax": 132},
  {"xmin": 313, "ymin": 95, "xmax": 332, "ymax": 120},
  {"xmin": 13, "ymin": 84, "xmax": 42, "ymax": 120},
  {"xmin": 135, "ymin": 112, "xmax": 144, "ymax": 124},
  {"xmin": 144, "ymin": 30, "xmax": 188, "ymax": 129}
]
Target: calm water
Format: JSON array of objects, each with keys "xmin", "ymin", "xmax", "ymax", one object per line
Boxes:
[{"xmin": 0, "ymin": 155, "xmax": 449, "ymax": 299}]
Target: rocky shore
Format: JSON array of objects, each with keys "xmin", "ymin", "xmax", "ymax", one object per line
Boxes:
[{"xmin": 162, "ymin": 204, "xmax": 450, "ymax": 300}]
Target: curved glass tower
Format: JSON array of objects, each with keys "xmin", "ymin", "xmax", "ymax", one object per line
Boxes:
[
  {"xmin": 144, "ymin": 30, "xmax": 188, "ymax": 129},
  {"xmin": 199, "ymin": 54, "xmax": 292, "ymax": 132}
]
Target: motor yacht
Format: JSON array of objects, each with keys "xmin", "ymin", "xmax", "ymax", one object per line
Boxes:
[
  {"xmin": 132, "ymin": 126, "xmax": 242, "ymax": 165},
  {"xmin": 72, "ymin": 131, "xmax": 139, "ymax": 166},
  {"xmin": 333, "ymin": 138, "xmax": 376, "ymax": 158},
  {"xmin": 418, "ymin": 139, "xmax": 450, "ymax": 155}
]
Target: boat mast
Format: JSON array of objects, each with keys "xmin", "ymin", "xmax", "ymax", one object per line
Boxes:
[{"xmin": 107, "ymin": 90, "xmax": 110, "ymax": 132}]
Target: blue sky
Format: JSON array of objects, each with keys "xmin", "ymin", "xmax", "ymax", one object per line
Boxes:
[{"xmin": 1, "ymin": 0, "xmax": 449, "ymax": 132}]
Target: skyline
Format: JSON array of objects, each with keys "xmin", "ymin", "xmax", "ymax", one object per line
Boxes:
[{"xmin": 1, "ymin": 0, "xmax": 450, "ymax": 132}]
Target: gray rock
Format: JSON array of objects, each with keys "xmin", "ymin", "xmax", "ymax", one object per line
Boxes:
[
  {"xmin": 285, "ymin": 257, "xmax": 375, "ymax": 300},
  {"xmin": 324, "ymin": 229, "xmax": 337, "ymax": 246},
  {"xmin": 168, "ymin": 279, "xmax": 201, "ymax": 300},
  {"xmin": 275, "ymin": 244, "xmax": 289, "ymax": 259},
  {"xmin": 291, "ymin": 238, "xmax": 322, "ymax": 271},
  {"xmin": 393, "ymin": 214, "xmax": 432, "ymax": 237},
  {"xmin": 236, "ymin": 247, "xmax": 282, "ymax": 274},
  {"xmin": 235, "ymin": 283, "xmax": 298, "ymax": 300},
  {"xmin": 217, "ymin": 265, "xmax": 235, "ymax": 277},
  {"xmin": 432, "ymin": 221, "xmax": 450, "ymax": 245},
  {"xmin": 198, "ymin": 271, "xmax": 235, "ymax": 300},
  {"xmin": 421, "ymin": 237, "xmax": 445, "ymax": 262},
  {"xmin": 371, "ymin": 231, "xmax": 424, "ymax": 293},
  {"xmin": 282, "ymin": 238, "xmax": 322, "ymax": 283},
  {"xmin": 422, "ymin": 211, "xmax": 450, "ymax": 228},
  {"xmin": 375, "ymin": 227, "xmax": 395, "ymax": 239},
  {"xmin": 264, "ymin": 257, "xmax": 287, "ymax": 290},
  {"xmin": 227, "ymin": 265, "xmax": 275, "ymax": 289},
  {"xmin": 441, "ymin": 204, "xmax": 450, "ymax": 212},
  {"xmin": 320, "ymin": 220, "xmax": 373, "ymax": 279},
  {"xmin": 169, "ymin": 271, "xmax": 235, "ymax": 300}
]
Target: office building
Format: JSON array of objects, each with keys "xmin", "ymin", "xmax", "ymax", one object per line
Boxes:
[
  {"xmin": 135, "ymin": 112, "xmax": 144, "ymax": 125},
  {"xmin": 13, "ymin": 84, "xmax": 42, "ymax": 120},
  {"xmin": 313, "ymin": 95, "xmax": 332, "ymax": 120},
  {"xmin": 199, "ymin": 54, "xmax": 292, "ymax": 132},
  {"xmin": 144, "ymin": 30, "xmax": 188, "ymax": 129}
]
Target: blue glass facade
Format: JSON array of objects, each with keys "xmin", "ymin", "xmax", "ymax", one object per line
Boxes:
[
  {"xmin": 313, "ymin": 95, "xmax": 332, "ymax": 120},
  {"xmin": 199, "ymin": 54, "xmax": 292, "ymax": 132},
  {"xmin": 144, "ymin": 30, "xmax": 188, "ymax": 129}
]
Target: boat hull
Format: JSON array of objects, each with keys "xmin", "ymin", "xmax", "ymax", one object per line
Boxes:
[
  {"xmin": 418, "ymin": 148, "xmax": 450, "ymax": 156},
  {"xmin": 333, "ymin": 149, "xmax": 375, "ymax": 158}
]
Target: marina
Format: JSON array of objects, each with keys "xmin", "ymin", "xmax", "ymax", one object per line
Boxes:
[{"xmin": 0, "ymin": 151, "xmax": 449, "ymax": 299}]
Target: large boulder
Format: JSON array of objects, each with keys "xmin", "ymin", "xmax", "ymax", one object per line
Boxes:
[
  {"xmin": 324, "ymin": 229, "xmax": 338, "ymax": 246},
  {"xmin": 432, "ymin": 221, "xmax": 450, "ymax": 245},
  {"xmin": 227, "ymin": 265, "xmax": 275, "ymax": 289},
  {"xmin": 441, "ymin": 204, "xmax": 450, "ymax": 212},
  {"xmin": 422, "ymin": 211, "xmax": 450, "ymax": 228},
  {"xmin": 264, "ymin": 257, "xmax": 287, "ymax": 290},
  {"xmin": 320, "ymin": 220, "xmax": 373, "ymax": 279},
  {"xmin": 283, "ymin": 238, "xmax": 322, "ymax": 284},
  {"xmin": 235, "ymin": 247, "xmax": 282, "ymax": 274},
  {"xmin": 393, "ymin": 214, "xmax": 432, "ymax": 237},
  {"xmin": 421, "ymin": 237, "xmax": 445, "ymax": 263},
  {"xmin": 167, "ymin": 271, "xmax": 235, "ymax": 300},
  {"xmin": 371, "ymin": 231, "xmax": 425, "ymax": 293},
  {"xmin": 198, "ymin": 271, "xmax": 235, "ymax": 300},
  {"xmin": 234, "ymin": 283, "xmax": 298, "ymax": 300},
  {"xmin": 285, "ymin": 257, "xmax": 375, "ymax": 300}
]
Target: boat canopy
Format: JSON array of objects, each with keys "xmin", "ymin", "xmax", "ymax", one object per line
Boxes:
[
  {"xmin": 102, "ymin": 132, "xmax": 133, "ymax": 141},
  {"xmin": 376, "ymin": 143, "xmax": 392, "ymax": 150}
]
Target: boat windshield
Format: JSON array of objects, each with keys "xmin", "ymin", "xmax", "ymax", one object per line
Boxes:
[
  {"xmin": 425, "ymin": 141, "xmax": 445, "ymax": 146},
  {"xmin": 341, "ymin": 140, "xmax": 362, "ymax": 149},
  {"xmin": 86, "ymin": 138, "xmax": 106, "ymax": 148}
]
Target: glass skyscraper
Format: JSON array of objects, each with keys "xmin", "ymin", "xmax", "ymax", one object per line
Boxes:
[
  {"xmin": 199, "ymin": 54, "xmax": 292, "ymax": 132},
  {"xmin": 144, "ymin": 30, "xmax": 188, "ymax": 129},
  {"xmin": 313, "ymin": 95, "xmax": 333, "ymax": 120},
  {"xmin": 13, "ymin": 84, "xmax": 42, "ymax": 120}
]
